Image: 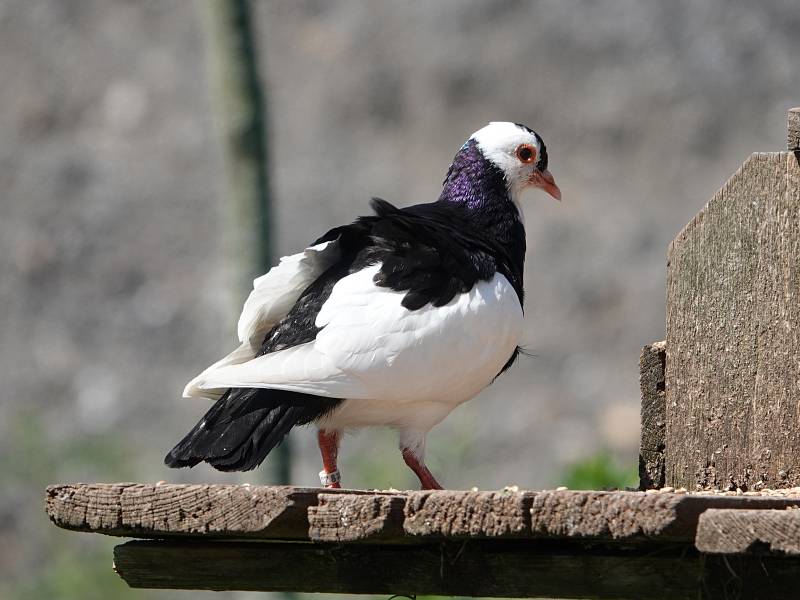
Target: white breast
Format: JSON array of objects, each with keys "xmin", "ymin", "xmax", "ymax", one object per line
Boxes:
[{"xmin": 316, "ymin": 266, "xmax": 524, "ymax": 430}]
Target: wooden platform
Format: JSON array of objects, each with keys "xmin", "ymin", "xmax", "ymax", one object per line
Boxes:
[{"xmin": 46, "ymin": 482, "xmax": 800, "ymax": 598}]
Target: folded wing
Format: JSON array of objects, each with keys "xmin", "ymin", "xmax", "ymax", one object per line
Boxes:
[{"xmin": 183, "ymin": 240, "xmax": 340, "ymax": 399}]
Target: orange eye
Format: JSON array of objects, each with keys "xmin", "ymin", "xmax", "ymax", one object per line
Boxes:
[{"xmin": 515, "ymin": 144, "xmax": 537, "ymax": 164}]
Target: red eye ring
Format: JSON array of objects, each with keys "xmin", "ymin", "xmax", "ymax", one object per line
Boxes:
[{"xmin": 515, "ymin": 144, "xmax": 537, "ymax": 164}]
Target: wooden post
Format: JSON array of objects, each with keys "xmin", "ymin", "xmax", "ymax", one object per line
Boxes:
[
  {"xmin": 664, "ymin": 109, "xmax": 800, "ymax": 490},
  {"xmin": 200, "ymin": 0, "xmax": 271, "ymax": 300},
  {"xmin": 199, "ymin": 0, "xmax": 291, "ymax": 486},
  {"xmin": 789, "ymin": 107, "xmax": 800, "ymax": 151},
  {"xmin": 639, "ymin": 341, "xmax": 666, "ymax": 489}
]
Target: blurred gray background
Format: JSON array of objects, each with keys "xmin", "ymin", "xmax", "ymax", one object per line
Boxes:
[{"xmin": 1, "ymin": 1, "xmax": 798, "ymax": 598}]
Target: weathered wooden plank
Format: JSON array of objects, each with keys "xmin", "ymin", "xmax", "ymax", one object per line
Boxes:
[
  {"xmin": 47, "ymin": 484, "xmax": 800, "ymax": 543},
  {"xmin": 46, "ymin": 482, "xmax": 345, "ymax": 540},
  {"xmin": 308, "ymin": 492, "xmax": 407, "ymax": 542},
  {"xmin": 401, "ymin": 489, "xmax": 800, "ymax": 542},
  {"xmin": 530, "ymin": 490, "xmax": 694, "ymax": 540},
  {"xmin": 114, "ymin": 539, "xmax": 700, "ymax": 597},
  {"xmin": 112, "ymin": 539, "xmax": 800, "ymax": 599},
  {"xmin": 528, "ymin": 490, "xmax": 800, "ymax": 541},
  {"xmin": 665, "ymin": 150, "xmax": 800, "ymax": 490},
  {"xmin": 789, "ymin": 107, "xmax": 800, "ymax": 151},
  {"xmin": 639, "ymin": 341, "xmax": 667, "ymax": 490},
  {"xmin": 404, "ymin": 490, "xmax": 531, "ymax": 538},
  {"xmin": 697, "ymin": 508, "xmax": 800, "ymax": 555},
  {"xmin": 305, "ymin": 488, "xmax": 729, "ymax": 543}
]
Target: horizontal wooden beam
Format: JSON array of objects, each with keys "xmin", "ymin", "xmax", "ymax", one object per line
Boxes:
[
  {"xmin": 45, "ymin": 482, "xmax": 351, "ymax": 540},
  {"xmin": 47, "ymin": 483, "xmax": 800, "ymax": 544},
  {"xmin": 310, "ymin": 488, "xmax": 800, "ymax": 543},
  {"xmin": 113, "ymin": 538, "xmax": 800, "ymax": 599},
  {"xmin": 697, "ymin": 508, "xmax": 800, "ymax": 555}
]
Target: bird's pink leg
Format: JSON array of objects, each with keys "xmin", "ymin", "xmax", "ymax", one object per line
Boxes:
[
  {"xmin": 317, "ymin": 429, "xmax": 342, "ymax": 489},
  {"xmin": 402, "ymin": 447, "xmax": 443, "ymax": 490}
]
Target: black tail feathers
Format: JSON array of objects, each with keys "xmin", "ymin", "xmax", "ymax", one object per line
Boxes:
[{"xmin": 164, "ymin": 388, "xmax": 342, "ymax": 472}]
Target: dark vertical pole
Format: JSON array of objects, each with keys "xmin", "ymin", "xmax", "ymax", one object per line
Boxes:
[{"xmin": 199, "ymin": 0, "xmax": 291, "ymax": 487}]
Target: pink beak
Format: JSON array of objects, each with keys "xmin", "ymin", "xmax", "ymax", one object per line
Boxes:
[{"xmin": 530, "ymin": 169, "xmax": 562, "ymax": 201}]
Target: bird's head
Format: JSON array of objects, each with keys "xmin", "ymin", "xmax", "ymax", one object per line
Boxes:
[
  {"xmin": 439, "ymin": 122, "xmax": 560, "ymax": 213},
  {"xmin": 471, "ymin": 121, "xmax": 561, "ymax": 202}
]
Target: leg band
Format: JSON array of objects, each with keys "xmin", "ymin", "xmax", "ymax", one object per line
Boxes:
[{"xmin": 319, "ymin": 469, "xmax": 341, "ymax": 486}]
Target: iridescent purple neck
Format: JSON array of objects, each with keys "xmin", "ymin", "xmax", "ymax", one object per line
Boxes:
[
  {"xmin": 437, "ymin": 139, "xmax": 527, "ymax": 293},
  {"xmin": 438, "ymin": 139, "xmax": 511, "ymax": 211}
]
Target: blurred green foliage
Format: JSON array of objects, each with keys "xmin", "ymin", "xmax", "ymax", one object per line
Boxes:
[
  {"xmin": 0, "ymin": 409, "xmax": 193, "ymax": 600},
  {"xmin": 8, "ymin": 537, "xmax": 143, "ymax": 600},
  {"xmin": 561, "ymin": 450, "xmax": 638, "ymax": 490}
]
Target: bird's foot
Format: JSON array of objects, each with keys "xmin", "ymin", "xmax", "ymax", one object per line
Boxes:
[
  {"xmin": 401, "ymin": 447, "xmax": 444, "ymax": 490},
  {"xmin": 318, "ymin": 429, "xmax": 343, "ymax": 488},
  {"xmin": 420, "ymin": 478, "xmax": 443, "ymax": 491}
]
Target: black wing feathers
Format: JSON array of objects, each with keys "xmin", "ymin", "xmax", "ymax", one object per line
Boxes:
[
  {"xmin": 164, "ymin": 388, "xmax": 340, "ymax": 472},
  {"xmin": 310, "ymin": 197, "xmax": 522, "ymax": 312},
  {"xmin": 365, "ymin": 198, "xmax": 522, "ymax": 309}
]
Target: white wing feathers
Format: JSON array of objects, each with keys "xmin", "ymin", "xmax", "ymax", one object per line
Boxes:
[
  {"xmin": 181, "ymin": 341, "xmax": 254, "ymax": 401},
  {"xmin": 183, "ymin": 240, "xmax": 339, "ymax": 399},
  {"xmin": 237, "ymin": 240, "xmax": 339, "ymax": 347},
  {"xmin": 195, "ymin": 265, "xmax": 523, "ymax": 406}
]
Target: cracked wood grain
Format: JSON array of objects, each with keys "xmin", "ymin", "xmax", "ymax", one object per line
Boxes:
[
  {"xmin": 526, "ymin": 490, "xmax": 800, "ymax": 541},
  {"xmin": 46, "ymin": 484, "xmax": 800, "ymax": 546},
  {"xmin": 46, "ymin": 482, "xmax": 337, "ymax": 539},
  {"xmin": 400, "ymin": 489, "xmax": 800, "ymax": 542},
  {"xmin": 403, "ymin": 490, "xmax": 532, "ymax": 538},
  {"xmin": 308, "ymin": 492, "xmax": 407, "ymax": 542}
]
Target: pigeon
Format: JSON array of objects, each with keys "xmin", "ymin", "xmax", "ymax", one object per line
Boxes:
[{"xmin": 165, "ymin": 122, "xmax": 560, "ymax": 490}]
